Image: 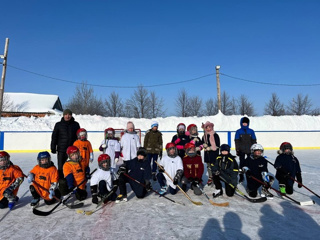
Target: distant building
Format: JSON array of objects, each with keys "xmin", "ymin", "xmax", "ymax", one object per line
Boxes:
[{"xmin": 1, "ymin": 92, "xmax": 63, "ymax": 117}]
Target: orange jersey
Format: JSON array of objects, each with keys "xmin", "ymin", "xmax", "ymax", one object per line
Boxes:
[
  {"xmin": 0, "ymin": 164, "xmax": 24, "ymax": 201},
  {"xmin": 30, "ymin": 165, "xmax": 59, "ymax": 201},
  {"xmin": 73, "ymin": 140, "xmax": 93, "ymax": 168},
  {"xmin": 63, "ymin": 161, "xmax": 86, "ymax": 190}
]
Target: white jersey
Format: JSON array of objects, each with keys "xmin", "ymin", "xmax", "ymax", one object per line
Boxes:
[
  {"xmin": 100, "ymin": 138, "xmax": 121, "ymax": 169},
  {"xmin": 120, "ymin": 132, "xmax": 141, "ymax": 161},
  {"xmin": 158, "ymin": 155, "xmax": 183, "ymax": 189},
  {"xmin": 90, "ymin": 168, "xmax": 113, "ymax": 191}
]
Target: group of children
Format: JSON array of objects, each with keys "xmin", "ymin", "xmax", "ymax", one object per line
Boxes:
[{"xmin": 0, "ymin": 118, "xmax": 304, "ymax": 210}]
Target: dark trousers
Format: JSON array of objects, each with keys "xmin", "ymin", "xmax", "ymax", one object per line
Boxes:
[
  {"xmin": 57, "ymin": 151, "xmax": 68, "ymax": 179},
  {"xmin": 118, "ymin": 174, "xmax": 147, "ymax": 198},
  {"xmin": 147, "ymin": 153, "xmax": 158, "ymax": 173},
  {"xmin": 276, "ymin": 173, "xmax": 294, "ymax": 194},
  {"xmin": 0, "ymin": 197, "xmax": 8, "ymax": 209},
  {"xmin": 213, "ymin": 175, "xmax": 236, "ymax": 197},
  {"xmin": 157, "ymin": 173, "xmax": 178, "ymax": 195},
  {"xmin": 30, "ymin": 185, "xmax": 61, "ymax": 205},
  {"xmin": 98, "ymin": 180, "xmax": 117, "ymax": 201}
]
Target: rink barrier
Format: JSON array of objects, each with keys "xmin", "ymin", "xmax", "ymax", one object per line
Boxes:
[{"xmin": 0, "ymin": 130, "xmax": 320, "ymax": 152}]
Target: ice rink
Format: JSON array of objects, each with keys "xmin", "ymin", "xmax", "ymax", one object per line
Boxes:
[{"xmin": 1, "ymin": 150, "xmax": 320, "ymax": 240}]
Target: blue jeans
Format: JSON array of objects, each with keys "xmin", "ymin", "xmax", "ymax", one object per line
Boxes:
[{"xmin": 147, "ymin": 153, "xmax": 158, "ymax": 173}]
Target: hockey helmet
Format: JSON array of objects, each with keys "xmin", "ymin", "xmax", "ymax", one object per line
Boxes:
[
  {"xmin": 98, "ymin": 154, "xmax": 111, "ymax": 171},
  {"xmin": 0, "ymin": 151, "xmax": 10, "ymax": 170},
  {"xmin": 77, "ymin": 128, "xmax": 87, "ymax": 141},
  {"xmin": 37, "ymin": 151, "xmax": 51, "ymax": 168}
]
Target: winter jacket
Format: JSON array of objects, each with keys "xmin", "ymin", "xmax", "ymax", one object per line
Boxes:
[
  {"xmin": 51, "ymin": 117, "xmax": 80, "ymax": 153},
  {"xmin": 182, "ymin": 155, "xmax": 204, "ymax": 182},
  {"xmin": 211, "ymin": 153, "xmax": 239, "ymax": 186},
  {"xmin": 274, "ymin": 153, "xmax": 301, "ymax": 186},
  {"xmin": 202, "ymin": 133, "xmax": 220, "ymax": 163},
  {"xmin": 144, "ymin": 129, "xmax": 163, "ymax": 154},
  {"xmin": 243, "ymin": 156, "xmax": 269, "ymax": 189},
  {"xmin": 234, "ymin": 117, "xmax": 257, "ymax": 154},
  {"xmin": 190, "ymin": 135, "xmax": 203, "ymax": 155},
  {"xmin": 124, "ymin": 157, "xmax": 152, "ymax": 197},
  {"xmin": 171, "ymin": 134, "xmax": 191, "ymax": 159},
  {"xmin": 120, "ymin": 131, "xmax": 141, "ymax": 161}
]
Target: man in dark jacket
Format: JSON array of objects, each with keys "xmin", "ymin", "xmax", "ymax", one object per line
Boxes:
[
  {"xmin": 51, "ymin": 109, "xmax": 80, "ymax": 179},
  {"xmin": 116, "ymin": 147, "xmax": 152, "ymax": 202},
  {"xmin": 234, "ymin": 117, "xmax": 257, "ymax": 183}
]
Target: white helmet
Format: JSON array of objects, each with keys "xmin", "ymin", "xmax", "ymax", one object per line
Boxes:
[{"xmin": 250, "ymin": 143, "xmax": 264, "ymax": 155}]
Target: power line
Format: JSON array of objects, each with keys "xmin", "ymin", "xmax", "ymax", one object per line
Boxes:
[
  {"xmin": 220, "ymin": 72, "xmax": 320, "ymax": 87},
  {"xmin": 5, "ymin": 64, "xmax": 214, "ymax": 88}
]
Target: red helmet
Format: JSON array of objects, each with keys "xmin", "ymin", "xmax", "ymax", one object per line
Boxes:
[
  {"xmin": 280, "ymin": 142, "xmax": 293, "ymax": 152},
  {"xmin": 66, "ymin": 146, "xmax": 80, "ymax": 161},
  {"xmin": 77, "ymin": 128, "xmax": 87, "ymax": 141},
  {"xmin": 176, "ymin": 123, "xmax": 186, "ymax": 133},
  {"xmin": 166, "ymin": 142, "xmax": 176, "ymax": 150},
  {"xmin": 184, "ymin": 142, "xmax": 195, "ymax": 150},
  {"xmin": 185, "ymin": 142, "xmax": 196, "ymax": 157},
  {"xmin": 0, "ymin": 151, "xmax": 10, "ymax": 170},
  {"xmin": 104, "ymin": 128, "xmax": 115, "ymax": 139},
  {"xmin": 98, "ymin": 154, "xmax": 111, "ymax": 171},
  {"xmin": 187, "ymin": 124, "xmax": 197, "ymax": 132}
]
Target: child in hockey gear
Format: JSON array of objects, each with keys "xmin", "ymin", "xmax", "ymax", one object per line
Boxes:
[
  {"xmin": 120, "ymin": 121, "xmax": 141, "ymax": 161},
  {"xmin": 187, "ymin": 124, "xmax": 203, "ymax": 155},
  {"xmin": 202, "ymin": 121, "xmax": 220, "ymax": 186},
  {"xmin": 0, "ymin": 151, "xmax": 24, "ymax": 210},
  {"xmin": 28, "ymin": 151, "xmax": 60, "ymax": 207},
  {"xmin": 171, "ymin": 123, "xmax": 191, "ymax": 159},
  {"xmin": 181, "ymin": 143, "xmax": 204, "ymax": 195},
  {"xmin": 274, "ymin": 142, "xmax": 302, "ymax": 195},
  {"xmin": 234, "ymin": 117, "xmax": 257, "ymax": 183},
  {"xmin": 60, "ymin": 146, "xmax": 88, "ymax": 201},
  {"xmin": 99, "ymin": 128, "xmax": 121, "ymax": 173},
  {"xmin": 211, "ymin": 144, "xmax": 238, "ymax": 198},
  {"xmin": 157, "ymin": 143, "xmax": 184, "ymax": 195},
  {"xmin": 242, "ymin": 144, "xmax": 274, "ymax": 198},
  {"xmin": 116, "ymin": 147, "xmax": 151, "ymax": 202},
  {"xmin": 144, "ymin": 121, "xmax": 163, "ymax": 181},
  {"xmin": 73, "ymin": 128, "xmax": 94, "ymax": 170},
  {"xmin": 90, "ymin": 154, "xmax": 117, "ymax": 204}
]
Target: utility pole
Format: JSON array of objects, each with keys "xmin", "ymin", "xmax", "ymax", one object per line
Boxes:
[
  {"xmin": 0, "ymin": 38, "xmax": 9, "ymax": 119},
  {"xmin": 215, "ymin": 65, "xmax": 221, "ymax": 112}
]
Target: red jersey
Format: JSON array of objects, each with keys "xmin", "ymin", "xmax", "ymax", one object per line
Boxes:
[{"xmin": 182, "ymin": 155, "xmax": 204, "ymax": 181}]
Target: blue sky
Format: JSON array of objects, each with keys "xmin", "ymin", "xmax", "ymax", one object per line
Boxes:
[{"xmin": 1, "ymin": 0, "xmax": 319, "ymax": 116}]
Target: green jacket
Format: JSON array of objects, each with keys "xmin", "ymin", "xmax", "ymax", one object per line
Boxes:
[{"xmin": 143, "ymin": 129, "xmax": 163, "ymax": 154}]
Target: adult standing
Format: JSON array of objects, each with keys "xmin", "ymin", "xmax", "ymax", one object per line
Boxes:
[
  {"xmin": 120, "ymin": 121, "xmax": 141, "ymax": 162},
  {"xmin": 234, "ymin": 116, "xmax": 257, "ymax": 183},
  {"xmin": 144, "ymin": 120, "xmax": 163, "ymax": 181},
  {"xmin": 51, "ymin": 109, "xmax": 80, "ymax": 179}
]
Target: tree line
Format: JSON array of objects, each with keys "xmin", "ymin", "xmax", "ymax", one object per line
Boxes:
[{"xmin": 65, "ymin": 82, "xmax": 320, "ymax": 117}]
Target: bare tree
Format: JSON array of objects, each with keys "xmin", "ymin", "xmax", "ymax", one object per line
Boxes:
[
  {"xmin": 105, "ymin": 91, "xmax": 124, "ymax": 117},
  {"xmin": 66, "ymin": 82, "xmax": 106, "ymax": 115},
  {"xmin": 237, "ymin": 95, "xmax": 255, "ymax": 116},
  {"xmin": 2, "ymin": 94, "xmax": 14, "ymax": 111},
  {"xmin": 221, "ymin": 91, "xmax": 234, "ymax": 115},
  {"xmin": 175, "ymin": 89, "xmax": 189, "ymax": 117},
  {"xmin": 287, "ymin": 93, "xmax": 312, "ymax": 115},
  {"xmin": 264, "ymin": 93, "xmax": 285, "ymax": 116},
  {"xmin": 311, "ymin": 107, "xmax": 320, "ymax": 116},
  {"xmin": 203, "ymin": 98, "xmax": 218, "ymax": 116},
  {"xmin": 186, "ymin": 96, "xmax": 203, "ymax": 116},
  {"xmin": 125, "ymin": 85, "xmax": 151, "ymax": 118},
  {"xmin": 149, "ymin": 91, "xmax": 165, "ymax": 118}
]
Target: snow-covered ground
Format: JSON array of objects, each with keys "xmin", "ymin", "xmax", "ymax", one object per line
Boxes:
[{"xmin": 1, "ymin": 150, "xmax": 319, "ymax": 240}]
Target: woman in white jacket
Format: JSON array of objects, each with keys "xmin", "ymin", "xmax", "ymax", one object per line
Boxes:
[{"xmin": 120, "ymin": 121, "xmax": 141, "ymax": 162}]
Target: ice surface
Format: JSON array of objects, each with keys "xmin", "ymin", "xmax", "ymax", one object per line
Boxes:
[{"xmin": 1, "ymin": 150, "xmax": 319, "ymax": 240}]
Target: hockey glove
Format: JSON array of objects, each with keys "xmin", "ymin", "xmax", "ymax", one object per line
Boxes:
[
  {"xmin": 261, "ymin": 172, "xmax": 270, "ymax": 183},
  {"xmin": 117, "ymin": 164, "xmax": 127, "ymax": 176},
  {"xmin": 173, "ymin": 169, "xmax": 183, "ymax": 185},
  {"xmin": 27, "ymin": 173, "xmax": 35, "ymax": 183},
  {"xmin": 214, "ymin": 170, "xmax": 220, "ymax": 176},
  {"xmin": 296, "ymin": 173, "xmax": 303, "ymax": 188},
  {"xmin": 49, "ymin": 189, "xmax": 55, "ymax": 199},
  {"xmin": 89, "ymin": 153, "xmax": 94, "ymax": 163},
  {"xmin": 174, "ymin": 138, "xmax": 181, "ymax": 145},
  {"xmin": 92, "ymin": 194, "xmax": 99, "ymax": 204},
  {"xmin": 3, "ymin": 186, "xmax": 14, "ymax": 199},
  {"xmin": 159, "ymin": 151, "xmax": 163, "ymax": 159}
]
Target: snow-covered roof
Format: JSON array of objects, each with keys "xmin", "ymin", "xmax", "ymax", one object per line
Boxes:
[{"xmin": 3, "ymin": 92, "xmax": 63, "ymax": 114}]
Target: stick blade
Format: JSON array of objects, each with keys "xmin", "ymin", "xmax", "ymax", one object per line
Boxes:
[
  {"xmin": 299, "ymin": 200, "xmax": 315, "ymax": 206},
  {"xmin": 192, "ymin": 201, "xmax": 203, "ymax": 205},
  {"xmin": 209, "ymin": 199, "xmax": 229, "ymax": 207}
]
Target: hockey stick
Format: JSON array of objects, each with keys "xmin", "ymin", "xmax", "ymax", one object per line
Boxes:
[
  {"xmin": 219, "ymin": 175, "xmax": 267, "ymax": 203},
  {"xmin": 33, "ymin": 168, "xmax": 97, "ymax": 216},
  {"xmin": 123, "ymin": 172, "xmax": 185, "ymax": 206},
  {"xmin": 23, "ymin": 174, "xmax": 84, "ymax": 209},
  {"xmin": 265, "ymin": 157, "xmax": 320, "ymax": 199},
  {"xmin": 155, "ymin": 161, "xmax": 203, "ymax": 206},
  {"xmin": 248, "ymin": 173, "xmax": 314, "ymax": 206},
  {"xmin": 195, "ymin": 184, "xmax": 229, "ymax": 207}
]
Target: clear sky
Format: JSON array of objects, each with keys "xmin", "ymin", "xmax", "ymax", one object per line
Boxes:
[{"xmin": 1, "ymin": 0, "xmax": 319, "ymax": 116}]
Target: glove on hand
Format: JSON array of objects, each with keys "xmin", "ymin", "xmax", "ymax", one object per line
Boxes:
[
  {"xmin": 242, "ymin": 167, "xmax": 250, "ymax": 173},
  {"xmin": 49, "ymin": 189, "xmax": 55, "ymax": 199},
  {"xmin": 101, "ymin": 144, "xmax": 107, "ymax": 149},
  {"xmin": 215, "ymin": 170, "xmax": 220, "ymax": 176},
  {"xmin": 115, "ymin": 158, "xmax": 119, "ymax": 163},
  {"xmin": 261, "ymin": 172, "xmax": 270, "ymax": 183},
  {"xmin": 92, "ymin": 194, "xmax": 99, "ymax": 204},
  {"xmin": 174, "ymin": 138, "xmax": 181, "ymax": 145},
  {"xmin": 117, "ymin": 165, "xmax": 127, "ymax": 175},
  {"xmin": 27, "ymin": 173, "xmax": 35, "ymax": 183}
]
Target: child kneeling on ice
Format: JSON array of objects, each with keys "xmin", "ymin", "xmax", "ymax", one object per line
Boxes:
[
  {"xmin": 211, "ymin": 144, "xmax": 238, "ymax": 198},
  {"xmin": 90, "ymin": 154, "xmax": 117, "ymax": 204},
  {"xmin": 274, "ymin": 142, "xmax": 303, "ymax": 195},
  {"xmin": 28, "ymin": 151, "xmax": 60, "ymax": 207},
  {"xmin": 181, "ymin": 142, "xmax": 204, "ymax": 195},
  {"xmin": 157, "ymin": 143, "xmax": 184, "ymax": 195},
  {"xmin": 242, "ymin": 144, "xmax": 274, "ymax": 198},
  {"xmin": 116, "ymin": 147, "xmax": 152, "ymax": 202}
]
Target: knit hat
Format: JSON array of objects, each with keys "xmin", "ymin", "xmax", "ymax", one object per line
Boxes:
[
  {"xmin": 242, "ymin": 117, "xmax": 249, "ymax": 124},
  {"xmin": 63, "ymin": 109, "xmax": 72, "ymax": 115},
  {"xmin": 151, "ymin": 121, "xmax": 159, "ymax": 128},
  {"xmin": 137, "ymin": 147, "xmax": 147, "ymax": 157},
  {"xmin": 203, "ymin": 121, "xmax": 214, "ymax": 130},
  {"xmin": 220, "ymin": 144, "xmax": 230, "ymax": 153},
  {"xmin": 127, "ymin": 121, "xmax": 135, "ymax": 130}
]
